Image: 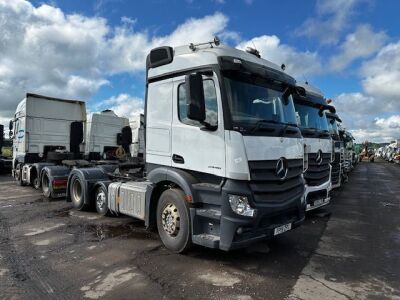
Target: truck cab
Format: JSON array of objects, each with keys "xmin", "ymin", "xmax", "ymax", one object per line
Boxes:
[
  {"xmin": 40, "ymin": 109, "xmax": 133, "ymax": 199},
  {"xmin": 10, "ymin": 93, "xmax": 86, "ymax": 186},
  {"xmin": 293, "ymin": 82, "xmax": 334, "ymax": 211},
  {"xmin": 340, "ymin": 128, "xmax": 356, "ymax": 172},
  {"xmin": 69, "ymin": 40, "xmax": 308, "ymax": 252},
  {"xmin": 85, "ymin": 110, "xmax": 131, "ymax": 160},
  {"xmin": 326, "ymin": 112, "xmax": 343, "ymax": 189}
]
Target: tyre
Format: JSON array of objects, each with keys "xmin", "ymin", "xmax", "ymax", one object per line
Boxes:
[
  {"xmin": 95, "ymin": 185, "xmax": 109, "ymax": 216},
  {"xmin": 41, "ymin": 172, "xmax": 52, "ymax": 198},
  {"xmin": 70, "ymin": 175, "xmax": 86, "ymax": 210},
  {"xmin": 156, "ymin": 188, "xmax": 192, "ymax": 253},
  {"xmin": 16, "ymin": 164, "xmax": 26, "ymax": 186},
  {"xmin": 32, "ymin": 173, "xmax": 41, "ymax": 190}
]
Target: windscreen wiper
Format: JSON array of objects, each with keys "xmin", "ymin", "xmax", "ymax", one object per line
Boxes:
[
  {"xmin": 280, "ymin": 123, "xmax": 297, "ymax": 136},
  {"xmin": 251, "ymin": 119, "xmax": 281, "ymax": 133},
  {"xmin": 318, "ymin": 130, "xmax": 330, "ymax": 138}
]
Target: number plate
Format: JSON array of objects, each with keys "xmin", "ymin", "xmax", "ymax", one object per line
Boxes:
[{"xmin": 274, "ymin": 223, "xmax": 292, "ymax": 236}]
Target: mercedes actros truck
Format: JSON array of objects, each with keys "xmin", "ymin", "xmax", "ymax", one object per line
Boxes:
[
  {"xmin": 65, "ymin": 39, "xmax": 308, "ymax": 253},
  {"xmin": 293, "ymin": 82, "xmax": 334, "ymax": 211},
  {"xmin": 326, "ymin": 112, "xmax": 343, "ymax": 189}
]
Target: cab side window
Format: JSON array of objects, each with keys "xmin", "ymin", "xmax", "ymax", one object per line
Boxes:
[{"xmin": 178, "ymin": 79, "xmax": 218, "ymax": 127}]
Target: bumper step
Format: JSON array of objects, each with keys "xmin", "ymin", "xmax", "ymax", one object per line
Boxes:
[
  {"xmin": 196, "ymin": 208, "xmax": 221, "ymax": 221},
  {"xmin": 192, "ymin": 234, "xmax": 220, "ymax": 249}
]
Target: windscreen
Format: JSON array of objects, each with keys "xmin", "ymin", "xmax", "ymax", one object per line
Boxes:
[
  {"xmin": 224, "ymin": 75, "xmax": 297, "ymax": 131},
  {"xmin": 295, "ymin": 103, "xmax": 329, "ymax": 131},
  {"xmin": 327, "ymin": 117, "xmax": 339, "ymax": 136}
]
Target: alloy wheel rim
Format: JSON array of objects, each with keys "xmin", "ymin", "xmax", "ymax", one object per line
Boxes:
[{"xmin": 161, "ymin": 203, "xmax": 181, "ymax": 237}]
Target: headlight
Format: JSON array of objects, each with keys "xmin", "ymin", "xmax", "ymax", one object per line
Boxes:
[{"xmin": 228, "ymin": 195, "xmax": 255, "ymax": 217}]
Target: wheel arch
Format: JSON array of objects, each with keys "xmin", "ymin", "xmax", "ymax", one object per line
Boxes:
[{"xmin": 145, "ymin": 167, "xmax": 199, "ymax": 228}]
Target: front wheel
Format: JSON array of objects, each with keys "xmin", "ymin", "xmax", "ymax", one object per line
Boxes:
[
  {"xmin": 156, "ymin": 189, "xmax": 192, "ymax": 253},
  {"xmin": 95, "ymin": 186, "xmax": 110, "ymax": 216}
]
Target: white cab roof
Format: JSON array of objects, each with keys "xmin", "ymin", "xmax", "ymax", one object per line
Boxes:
[{"xmin": 148, "ymin": 44, "xmax": 285, "ymax": 79}]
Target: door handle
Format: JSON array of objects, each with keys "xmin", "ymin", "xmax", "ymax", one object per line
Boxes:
[{"xmin": 172, "ymin": 154, "xmax": 184, "ymax": 164}]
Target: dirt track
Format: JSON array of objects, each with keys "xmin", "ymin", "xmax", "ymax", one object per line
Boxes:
[{"xmin": 0, "ymin": 160, "xmax": 399, "ymax": 299}]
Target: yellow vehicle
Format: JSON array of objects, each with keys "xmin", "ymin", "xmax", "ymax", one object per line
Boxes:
[{"xmin": 359, "ymin": 141, "xmax": 375, "ymax": 162}]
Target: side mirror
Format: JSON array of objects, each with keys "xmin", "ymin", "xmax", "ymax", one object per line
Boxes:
[
  {"xmin": 0, "ymin": 125, "xmax": 4, "ymax": 147},
  {"xmin": 8, "ymin": 120, "xmax": 13, "ymax": 139},
  {"xmin": 117, "ymin": 126, "xmax": 132, "ymax": 151},
  {"xmin": 185, "ymin": 73, "xmax": 206, "ymax": 122}
]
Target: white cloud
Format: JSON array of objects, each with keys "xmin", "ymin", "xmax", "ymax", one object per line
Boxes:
[
  {"xmin": 351, "ymin": 114, "xmax": 400, "ymax": 143},
  {"xmin": 375, "ymin": 115, "xmax": 400, "ymax": 129},
  {"xmin": 236, "ymin": 35, "xmax": 321, "ymax": 77},
  {"xmin": 95, "ymin": 94, "xmax": 144, "ymax": 119},
  {"xmin": 0, "ymin": 0, "xmax": 230, "ymax": 121},
  {"xmin": 296, "ymin": 0, "xmax": 367, "ymax": 45},
  {"xmin": 361, "ymin": 42, "xmax": 400, "ymax": 101},
  {"xmin": 329, "ymin": 24, "xmax": 387, "ymax": 71},
  {"xmin": 0, "ymin": 0, "xmax": 110, "ymax": 117},
  {"xmin": 331, "ymin": 37, "xmax": 400, "ymax": 143}
]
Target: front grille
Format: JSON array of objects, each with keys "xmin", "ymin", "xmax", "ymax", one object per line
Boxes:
[
  {"xmin": 304, "ymin": 153, "xmax": 331, "ymax": 186},
  {"xmin": 331, "ymin": 152, "xmax": 341, "ymax": 184},
  {"xmin": 248, "ymin": 159, "xmax": 304, "ymax": 204}
]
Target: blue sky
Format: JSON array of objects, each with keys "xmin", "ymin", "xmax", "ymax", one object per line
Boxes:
[{"xmin": 1, "ymin": 0, "xmax": 400, "ymax": 142}]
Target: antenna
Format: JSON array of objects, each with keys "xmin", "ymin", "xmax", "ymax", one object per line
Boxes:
[
  {"xmin": 302, "ymin": 74, "xmax": 308, "ymax": 85},
  {"xmin": 251, "ymin": 40, "xmax": 258, "ymax": 52}
]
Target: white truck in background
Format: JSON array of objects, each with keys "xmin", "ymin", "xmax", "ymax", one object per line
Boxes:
[
  {"xmin": 65, "ymin": 40, "xmax": 308, "ymax": 253},
  {"xmin": 326, "ymin": 112, "xmax": 343, "ymax": 189},
  {"xmin": 9, "ymin": 94, "xmax": 133, "ymax": 198},
  {"xmin": 293, "ymin": 82, "xmax": 334, "ymax": 211},
  {"xmin": 9, "ymin": 93, "xmax": 86, "ymax": 187},
  {"xmin": 129, "ymin": 114, "xmax": 145, "ymax": 159},
  {"xmin": 85, "ymin": 110, "xmax": 131, "ymax": 161},
  {"xmin": 40, "ymin": 110, "xmax": 133, "ymax": 198}
]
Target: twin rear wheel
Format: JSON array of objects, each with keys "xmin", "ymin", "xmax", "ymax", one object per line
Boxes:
[
  {"xmin": 69, "ymin": 180, "xmax": 191, "ymax": 253},
  {"xmin": 70, "ymin": 176, "xmax": 87, "ymax": 211}
]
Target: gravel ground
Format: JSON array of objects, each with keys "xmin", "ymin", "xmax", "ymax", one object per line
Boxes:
[{"xmin": 0, "ymin": 160, "xmax": 399, "ymax": 300}]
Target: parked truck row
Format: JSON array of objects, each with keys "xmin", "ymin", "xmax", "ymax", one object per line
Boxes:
[{"xmin": 6, "ymin": 39, "xmax": 357, "ymax": 253}]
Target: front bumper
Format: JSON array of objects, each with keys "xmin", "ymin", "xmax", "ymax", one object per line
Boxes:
[
  {"xmin": 304, "ymin": 180, "xmax": 331, "ymax": 211},
  {"xmin": 191, "ymin": 178, "xmax": 306, "ymax": 251}
]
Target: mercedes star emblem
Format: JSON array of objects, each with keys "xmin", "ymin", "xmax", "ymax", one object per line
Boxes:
[
  {"xmin": 315, "ymin": 150, "xmax": 323, "ymax": 165},
  {"xmin": 276, "ymin": 157, "xmax": 288, "ymax": 180}
]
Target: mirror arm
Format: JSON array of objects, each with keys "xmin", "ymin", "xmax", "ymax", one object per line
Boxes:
[{"xmin": 200, "ymin": 121, "xmax": 218, "ymax": 131}]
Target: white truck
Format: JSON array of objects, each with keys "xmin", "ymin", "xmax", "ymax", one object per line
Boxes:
[
  {"xmin": 293, "ymin": 82, "xmax": 334, "ymax": 211},
  {"xmin": 65, "ymin": 40, "xmax": 308, "ymax": 253},
  {"xmin": 9, "ymin": 93, "xmax": 86, "ymax": 187},
  {"xmin": 129, "ymin": 114, "xmax": 145, "ymax": 159},
  {"xmin": 326, "ymin": 112, "xmax": 343, "ymax": 189},
  {"xmin": 40, "ymin": 110, "xmax": 133, "ymax": 198},
  {"xmin": 9, "ymin": 94, "xmax": 132, "ymax": 197}
]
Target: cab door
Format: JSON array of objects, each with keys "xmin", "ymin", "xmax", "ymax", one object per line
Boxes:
[{"xmin": 171, "ymin": 73, "xmax": 225, "ymax": 177}]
